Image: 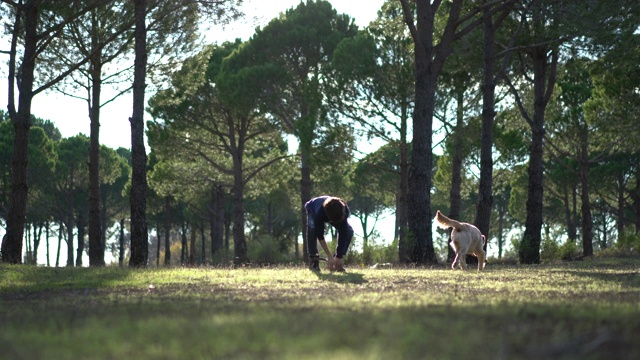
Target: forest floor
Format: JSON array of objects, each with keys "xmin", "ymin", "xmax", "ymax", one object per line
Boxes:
[{"xmin": 1, "ymin": 257, "xmax": 639, "ymax": 359}]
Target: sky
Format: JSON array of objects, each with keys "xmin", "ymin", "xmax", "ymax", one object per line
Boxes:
[{"xmin": 1, "ymin": 0, "xmax": 386, "ymax": 150}]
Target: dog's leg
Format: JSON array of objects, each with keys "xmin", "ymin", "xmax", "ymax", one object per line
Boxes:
[
  {"xmin": 451, "ymin": 253, "xmax": 459, "ymax": 270},
  {"xmin": 477, "ymin": 251, "xmax": 485, "ymax": 271},
  {"xmin": 458, "ymin": 254, "xmax": 467, "ymax": 270}
]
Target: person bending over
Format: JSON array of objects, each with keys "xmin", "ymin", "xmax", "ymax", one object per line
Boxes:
[{"xmin": 304, "ymin": 196, "xmax": 354, "ymax": 272}]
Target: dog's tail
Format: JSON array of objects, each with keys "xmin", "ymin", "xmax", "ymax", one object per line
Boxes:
[{"xmin": 434, "ymin": 210, "xmax": 464, "ymax": 231}]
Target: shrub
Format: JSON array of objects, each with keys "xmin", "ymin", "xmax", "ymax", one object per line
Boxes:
[
  {"xmin": 248, "ymin": 235, "xmax": 288, "ymax": 265},
  {"xmin": 559, "ymin": 239, "xmax": 578, "ymax": 260},
  {"xmin": 540, "ymin": 237, "xmax": 560, "ymax": 262},
  {"xmin": 616, "ymin": 231, "xmax": 640, "ymax": 253}
]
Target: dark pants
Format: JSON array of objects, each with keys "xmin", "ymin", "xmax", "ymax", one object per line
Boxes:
[{"xmin": 306, "ymin": 213, "xmax": 354, "ymax": 259}]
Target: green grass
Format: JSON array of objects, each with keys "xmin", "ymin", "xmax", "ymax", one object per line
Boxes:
[{"xmin": 1, "ymin": 258, "xmax": 639, "ymax": 359}]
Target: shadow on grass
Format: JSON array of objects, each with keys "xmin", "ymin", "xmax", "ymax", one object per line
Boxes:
[
  {"xmin": 561, "ymin": 269, "xmax": 640, "ymax": 289},
  {"xmin": 0, "ymin": 265, "xmax": 133, "ymax": 298},
  {"xmin": 546, "ymin": 258, "xmax": 640, "ymax": 290},
  {"xmin": 312, "ymin": 270, "xmax": 367, "ymax": 284}
]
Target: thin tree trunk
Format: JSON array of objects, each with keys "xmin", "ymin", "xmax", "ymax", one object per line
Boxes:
[
  {"xmin": 156, "ymin": 230, "xmax": 160, "ymax": 267},
  {"xmin": 636, "ymin": 166, "xmax": 640, "ymax": 234},
  {"xmin": 66, "ymin": 207, "xmax": 75, "ymax": 267},
  {"xmin": 497, "ymin": 200, "xmax": 505, "ymax": 259},
  {"xmin": 232, "ymin": 147, "xmax": 248, "ymax": 263},
  {"xmin": 564, "ymin": 186, "xmax": 577, "ymax": 242},
  {"xmin": 475, "ymin": 0, "xmax": 496, "ymax": 246},
  {"xmin": 119, "ymin": 218, "xmax": 125, "ymax": 266},
  {"xmin": 57, "ymin": 221, "xmax": 63, "ymax": 268},
  {"xmin": 449, "ymin": 87, "xmax": 464, "ymax": 264},
  {"xmin": 46, "ymin": 222, "xmax": 51, "ymax": 267},
  {"xmin": 189, "ymin": 223, "xmax": 196, "ymax": 265},
  {"xmin": 210, "ymin": 185, "xmax": 224, "ymax": 258},
  {"xmin": 299, "ymin": 143, "xmax": 313, "ymax": 262},
  {"xmin": 164, "ymin": 196, "xmax": 171, "ymax": 266},
  {"xmin": 88, "ymin": 52, "xmax": 104, "ymax": 266},
  {"xmin": 200, "ymin": 222, "xmax": 206, "ymax": 264},
  {"xmin": 397, "ymin": 105, "xmax": 410, "ymax": 263},
  {"xmin": 129, "ymin": 0, "xmax": 149, "ymax": 267},
  {"xmin": 100, "ymin": 193, "xmax": 108, "ymax": 259},
  {"xmin": 579, "ymin": 132, "xmax": 593, "ymax": 256},
  {"xmin": 616, "ymin": 173, "xmax": 626, "ymax": 239},
  {"xmin": 76, "ymin": 213, "xmax": 86, "ymax": 267}
]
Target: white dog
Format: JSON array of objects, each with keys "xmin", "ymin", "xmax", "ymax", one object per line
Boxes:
[{"xmin": 434, "ymin": 210, "xmax": 486, "ymax": 271}]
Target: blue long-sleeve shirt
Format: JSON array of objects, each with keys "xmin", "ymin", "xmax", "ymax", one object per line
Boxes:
[{"xmin": 304, "ymin": 196, "xmax": 353, "ymax": 258}]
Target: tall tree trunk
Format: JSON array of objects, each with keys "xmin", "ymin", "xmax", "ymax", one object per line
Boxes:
[
  {"xmin": 88, "ymin": 52, "xmax": 104, "ymax": 266},
  {"xmin": 76, "ymin": 212, "xmax": 86, "ymax": 267},
  {"xmin": 210, "ymin": 185, "xmax": 224, "ymax": 258},
  {"xmin": 299, "ymin": 145, "xmax": 313, "ymax": 262},
  {"xmin": 401, "ymin": 0, "xmax": 464, "ymax": 265},
  {"xmin": 164, "ymin": 196, "xmax": 171, "ymax": 266},
  {"xmin": 189, "ymin": 223, "xmax": 196, "ymax": 265},
  {"xmin": 636, "ymin": 166, "xmax": 640, "ymax": 234},
  {"xmin": 232, "ymin": 152, "xmax": 248, "ymax": 264},
  {"xmin": 66, "ymin": 206, "xmax": 75, "ymax": 267},
  {"xmin": 200, "ymin": 222, "xmax": 206, "ymax": 264},
  {"xmin": 2, "ymin": 1, "xmax": 37, "ymax": 264},
  {"xmin": 100, "ymin": 192, "xmax": 108, "ymax": 259},
  {"xmin": 404, "ymin": 0, "xmax": 435, "ymax": 265},
  {"xmin": 397, "ymin": 105, "xmax": 410, "ymax": 263},
  {"xmin": 497, "ymin": 199, "xmax": 505, "ymax": 259},
  {"xmin": 564, "ymin": 186, "xmax": 578, "ymax": 242},
  {"xmin": 616, "ymin": 173, "xmax": 626, "ymax": 239},
  {"xmin": 519, "ymin": 46, "xmax": 555, "ymax": 264},
  {"xmin": 156, "ymin": 229, "xmax": 160, "ymax": 267},
  {"xmin": 579, "ymin": 132, "xmax": 593, "ymax": 256},
  {"xmin": 475, "ymin": 1, "xmax": 496, "ymax": 246},
  {"xmin": 448, "ymin": 87, "xmax": 464, "ymax": 264},
  {"xmin": 46, "ymin": 222, "xmax": 51, "ymax": 267},
  {"xmin": 57, "ymin": 221, "xmax": 63, "ymax": 268},
  {"xmin": 181, "ymin": 223, "xmax": 187, "ymax": 265},
  {"xmin": 119, "ymin": 218, "xmax": 125, "ymax": 266},
  {"xmin": 129, "ymin": 0, "xmax": 149, "ymax": 267},
  {"xmin": 33, "ymin": 224, "xmax": 42, "ymax": 265}
]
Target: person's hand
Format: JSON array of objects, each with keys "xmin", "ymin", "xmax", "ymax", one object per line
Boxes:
[
  {"xmin": 326, "ymin": 257, "xmax": 335, "ymax": 271},
  {"xmin": 332, "ymin": 256, "xmax": 344, "ymax": 272}
]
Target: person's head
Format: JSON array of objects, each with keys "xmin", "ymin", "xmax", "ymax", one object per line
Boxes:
[{"xmin": 323, "ymin": 197, "xmax": 347, "ymax": 224}]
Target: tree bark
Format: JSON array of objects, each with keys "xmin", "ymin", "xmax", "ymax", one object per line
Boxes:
[
  {"xmin": 210, "ymin": 185, "xmax": 224, "ymax": 258},
  {"xmin": 299, "ymin": 143, "xmax": 313, "ymax": 262},
  {"xmin": 232, "ymin": 169, "xmax": 247, "ymax": 264},
  {"xmin": 448, "ymin": 87, "xmax": 464, "ymax": 264},
  {"xmin": 616, "ymin": 172, "xmax": 626, "ymax": 240},
  {"xmin": 579, "ymin": 131, "xmax": 593, "ymax": 256},
  {"xmin": 396, "ymin": 109, "xmax": 410, "ymax": 263},
  {"xmin": 129, "ymin": 0, "xmax": 149, "ymax": 267},
  {"xmin": 475, "ymin": 1, "xmax": 496, "ymax": 246},
  {"xmin": 88, "ymin": 45, "xmax": 104, "ymax": 266},
  {"xmin": 519, "ymin": 46, "xmax": 553, "ymax": 264},
  {"xmin": 401, "ymin": 0, "xmax": 464, "ymax": 264},
  {"xmin": 119, "ymin": 218, "xmax": 125, "ymax": 266},
  {"xmin": 1, "ymin": 1, "xmax": 37, "ymax": 264},
  {"xmin": 636, "ymin": 166, "xmax": 640, "ymax": 234},
  {"xmin": 76, "ymin": 212, "xmax": 86, "ymax": 267},
  {"xmin": 189, "ymin": 223, "xmax": 196, "ymax": 265},
  {"xmin": 164, "ymin": 196, "xmax": 171, "ymax": 265},
  {"xmin": 66, "ymin": 203, "xmax": 75, "ymax": 267}
]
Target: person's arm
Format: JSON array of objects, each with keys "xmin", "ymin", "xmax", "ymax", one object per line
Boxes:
[{"xmin": 317, "ymin": 236, "xmax": 334, "ymax": 268}]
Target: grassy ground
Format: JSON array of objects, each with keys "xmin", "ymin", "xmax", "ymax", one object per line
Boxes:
[{"xmin": 1, "ymin": 258, "xmax": 639, "ymax": 360}]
